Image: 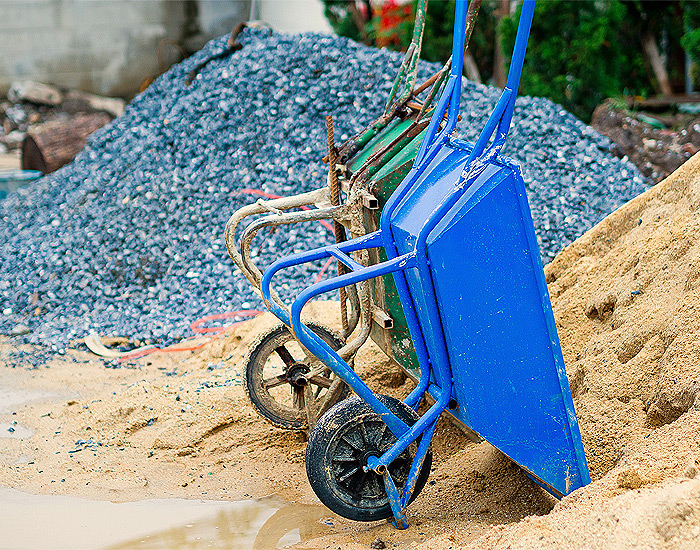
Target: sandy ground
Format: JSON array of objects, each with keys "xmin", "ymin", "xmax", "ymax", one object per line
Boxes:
[
  {"xmin": 0, "ymin": 152, "xmax": 20, "ymax": 170},
  {"xmin": 3, "ymin": 154, "xmax": 700, "ymax": 549},
  {"xmin": 0, "ymin": 302, "xmax": 552, "ymax": 549}
]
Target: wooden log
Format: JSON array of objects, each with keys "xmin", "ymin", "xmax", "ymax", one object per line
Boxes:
[
  {"xmin": 641, "ymin": 31, "xmax": 673, "ymax": 97},
  {"xmin": 21, "ymin": 113, "xmax": 111, "ymax": 174},
  {"xmin": 8, "ymin": 80, "xmax": 63, "ymax": 106},
  {"xmin": 63, "ymin": 90, "xmax": 126, "ymax": 117},
  {"xmin": 624, "ymin": 93, "xmax": 700, "ymax": 110}
]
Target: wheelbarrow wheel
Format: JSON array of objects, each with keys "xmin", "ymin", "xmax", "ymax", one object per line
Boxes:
[
  {"xmin": 306, "ymin": 395, "xmax": 432, "ymax": 522},
  {"xmin": 244, "ymin": 323, "xmax": 348, "ymax": 430}
]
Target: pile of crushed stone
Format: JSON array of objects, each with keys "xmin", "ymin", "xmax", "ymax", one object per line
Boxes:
[{"xmin": 0, "ymin": 29, "xmax": 646, "ymax": 349}]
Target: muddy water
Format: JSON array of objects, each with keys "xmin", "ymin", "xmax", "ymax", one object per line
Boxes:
[
  {"xmin": 0, "ymin": 376, "xmax": 337, "ymax": 548},
  {"xmin": 0, "ymin": 386, "xmax": 54, "ymax": 440},
  {"xmin": 0, "ymin": 488, "xmax": 334, "ymax": 549}
]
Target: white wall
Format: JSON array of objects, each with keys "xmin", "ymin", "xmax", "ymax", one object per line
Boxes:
[
  {"xmin": 0, "ymin": 0, "xmax": 249, "ymax": 97},
  {"xmin": 257, "ymin": 0, "xmax": 332, "ymax": 34},
  {"xmin": 0, "ymin": 0, "xmax": 332, "ymax": 98}
]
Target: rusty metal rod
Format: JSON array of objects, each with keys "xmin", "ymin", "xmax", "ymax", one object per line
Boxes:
[
  {"xmin": 326, "ymin": 115, "xmax": 349, "ymax": 337},
  {"xmin": 412, "ymin": 70, "xmax": 442, "ymax": 97}
]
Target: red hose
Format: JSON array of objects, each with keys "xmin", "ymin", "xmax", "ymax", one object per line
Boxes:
[
  {"xmin": 117, "ymin": 310, "xmax": 262, "ymax": 362},
  {"xmin": 313, "ymin": 257, "xmax": 335, "ymax": 284},
  {"xmin": 118, "ymin": 187, "xmax": 339, "ymax": 363}
]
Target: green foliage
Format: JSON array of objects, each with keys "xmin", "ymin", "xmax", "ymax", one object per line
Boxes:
[
  {"xmin": 418, "ymin": 0, "xmax": 457, "ymax": 62},
  {"xmin": 684, "ymin": 30, "xmax": 700, "ymax": 64},
  {"xmin": 321, "ymin": 0, "xmax": 367, "ymax": 43},
  {"xmin": 628, "ymin": 1, "xmax": 687, "ymax": 93},
  {"xmin": 500, "ymin": 0, "xmax": 650, "ymax": 122},
  {"xmin": 682, "ymin": 0, "xmax": 700, "ymax": 85},
  {"xmin": 322, "ymin": 0, "xmax": 689, "ymax": 122}
]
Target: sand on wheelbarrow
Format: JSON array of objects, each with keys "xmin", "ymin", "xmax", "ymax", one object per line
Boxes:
[{"xmin": 2, "ymin": 155, "xmax": 700, "ymax": 549}]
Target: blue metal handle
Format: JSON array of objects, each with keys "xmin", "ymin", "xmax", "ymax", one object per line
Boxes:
[
  {"xmin": 464, "ymin": 0, "xmax": 535, "ymax": 167},
  {"xmin": 413, "ymin": 0, "xmax": 469, "ymax": 169},
  {"xmin": 256, "ymin": 0, "xmax": 540, "ymax": 524},
  {"xmin": 260, "ymin": 231, "xmax": 419, "ymax": 438},
  {"xmin": 260, "ymin": 231, "xmax": 383, "ymax": 324},
  {"xmin": 414, "ymin": 0, "xmax": 535, "ymax": 172},
  {"xmin": 381, "ymin": 0, "xmax": 535, "ymax": 256}
]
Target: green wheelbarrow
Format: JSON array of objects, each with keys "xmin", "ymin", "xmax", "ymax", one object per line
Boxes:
[{"xmin": 225, "ymin": 0, "xmax": 483, "ymax": 431}]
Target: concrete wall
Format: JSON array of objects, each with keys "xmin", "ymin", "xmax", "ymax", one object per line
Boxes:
[
  {"xmin": 0, "ymin": 0, "xmax": 250, "ymax": 98},
  {"xmin": 0, "ymin": 0, "xmax": 331, "ymax": 98},
  {"xmin": 257, "ymin": 0, "xmax": 332, "ymax": 34}
]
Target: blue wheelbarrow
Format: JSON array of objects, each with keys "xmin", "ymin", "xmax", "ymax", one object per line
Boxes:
[{"xmin": 259, "ymin": 0, "xmax": 590, "ymax": 528}]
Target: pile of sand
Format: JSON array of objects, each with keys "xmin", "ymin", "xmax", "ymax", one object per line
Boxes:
[
  {"xmin": 548, "ymin": 151, "xmax": 700, "ymax": 478},
  {"xmin": 436, "ymin": 152, "xmax": 700, "ymax": 549}
]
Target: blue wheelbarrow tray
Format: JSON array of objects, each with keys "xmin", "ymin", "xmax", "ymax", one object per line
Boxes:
[{"xmin": 389, "ymin": 137, "xmax": 590, "ymax": 498}]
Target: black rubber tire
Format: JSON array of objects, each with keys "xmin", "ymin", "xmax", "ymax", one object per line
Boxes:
[
  {"xmin": 244, "ymin": 323, "xmax": 347, "ymax": 430},
  {"xmin": 305, "ymin": 394, "xmax": 432, "ymax": 522}
]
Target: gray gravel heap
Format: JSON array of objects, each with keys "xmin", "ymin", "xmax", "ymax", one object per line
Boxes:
[{"xmin": 0, "ymin": 29, "xmax": 646, "ymax": 349}]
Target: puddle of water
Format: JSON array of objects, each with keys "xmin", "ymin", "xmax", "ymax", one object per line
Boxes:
[
  {"xmin": 0, "ymin": 386, "xmax": 50, "ymax": 442},
  {"xmin": 0, "ymin": 384, "xmax": 68, "ymax": 442},
  {"xmin": 0, "ymin": 386, "xmax": 56, "ymax": 414},
  {"xmin": 0, "ymin": 421, "xmax": 33, "ymax": 439},
  {"xmin": 0, "ymin": 488, "xmax": 335, "ymax": 550}
]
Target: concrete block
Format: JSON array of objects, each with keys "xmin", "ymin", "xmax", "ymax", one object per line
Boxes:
[
  {"xmin": 59, "ymin": 0, "xmax": 137, "ymax": 29},
  {"xmin": 0, "ymin": 1, "xmax": 60, "ymax": 30}
]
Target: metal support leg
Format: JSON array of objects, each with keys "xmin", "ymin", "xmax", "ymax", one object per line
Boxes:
[
  {"xmin": 402, "ymin": 418, "xmax": 437, "ymax": 507},
  {"xmin": 382, "ymin": 470, "xmax": 409, "ymax": 529}
]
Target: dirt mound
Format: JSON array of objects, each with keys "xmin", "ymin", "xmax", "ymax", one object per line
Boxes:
[
  {"xmin": 591, "ymin": 100, "xmax": 700, "ymax": 183},
  {"xmin": 443, "ymin": 153, "xmax": 700, "ymax": 549},
  {"xmin": 545, "ymin": 152, "xmax": 700, "ymax": 479}
]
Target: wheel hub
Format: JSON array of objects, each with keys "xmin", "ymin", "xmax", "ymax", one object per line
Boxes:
[
  {"xmin": 286, "ymin": 362, "xmax": 310, "ymax": 388},
  {"xmin": 360, "ymin": 450, "xmax": 379, "ymax": 467}
]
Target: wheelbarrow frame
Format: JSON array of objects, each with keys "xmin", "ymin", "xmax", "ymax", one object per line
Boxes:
[
  {"xmin": 260, "ymin": 0, "xmax": 590, "ymax": 528},
  {"xmin": 225, "ymin": 0, "xmax": 484, "ymax": 430}
]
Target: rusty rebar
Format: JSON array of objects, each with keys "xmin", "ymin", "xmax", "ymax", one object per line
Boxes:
[{"xmin": 326, "ymin": 115, "xmax": 349, "ymax": 336}]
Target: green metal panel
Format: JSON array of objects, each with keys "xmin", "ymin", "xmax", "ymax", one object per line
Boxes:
[
  {"xmin": 369, "ymin": 131, "xmax": 425, "ymax": 193},
  {"xmin": 348, "ymin": 119, "xmax": 414, "ymax": 173},
  {"xmin": 351, "ymin": 132, "xmax": 428, "ymax": 381}
]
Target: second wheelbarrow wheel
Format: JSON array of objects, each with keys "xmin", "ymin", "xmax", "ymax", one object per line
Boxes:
[
  {"xmin": 244, "ymin": 323, "xmax": 348, "ymax": 430},
  {"xmin": 306, "ymin": 395, "xmax": 432, "ymax": 522}
]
